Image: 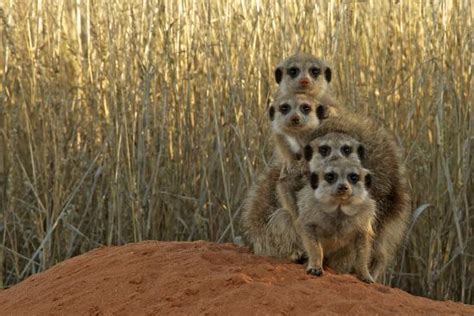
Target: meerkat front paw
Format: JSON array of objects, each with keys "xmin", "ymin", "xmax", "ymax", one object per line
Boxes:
[
  {"xmin": 357, "ymin": 273, "xmax": 374, "ymax": 284},
  {"xmin": 306, "ymin": 265, "xmax": 323, "ymax": 276}
]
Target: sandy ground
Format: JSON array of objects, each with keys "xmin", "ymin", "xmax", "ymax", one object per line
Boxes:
[{"xmin": 0, "ymin": 241, "xmax": 472, "ymax": 315}]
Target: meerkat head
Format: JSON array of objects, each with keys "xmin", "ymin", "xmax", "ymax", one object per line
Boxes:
[
  {"xmin": 268, "ymin": 94, "xmax": 329, "ymax": 136},
  {"xmin": 303, "ymin": 133, "xmax": 366, "ymax": 171},
  {"xmin": 274, "ymin": 53, "xmax": 332, "ymax": 99},
  {"xmin": 308, "ymin": 160, "xmax": 372, "ymax": 215}
]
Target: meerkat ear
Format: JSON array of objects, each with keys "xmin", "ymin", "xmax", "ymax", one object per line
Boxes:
[
  {"xmin": 309, "ymin": 172, "xmax": 319, "ymax": 189},
  {"xmin": 275, "ymin": 67, "xmax": 283, "ymax": 84},
  {"xmin": 316, "ymin": 105, "xmax": 328, "ymax": 120},
  {"xmin": 268, "ymin": 106, "xmax": 275, "ymax": 121},
  {"xmin": 364, "ymin": 173, "xmax": 372, "ymax": 188},
  {"xmin": 324, "ymin": 67, "xmax": 332, "ymax": 83},
  {"xmin": 357, "ymin": 145, "xmax": 365, "ymax": 161},
  {"xmin": 304, "ymin": 145, "xmax": 313, "ymax": 161}
]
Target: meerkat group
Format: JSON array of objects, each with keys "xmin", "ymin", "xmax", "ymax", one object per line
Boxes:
[{"xmin": 241, "ymin": 53, "xmax": 411, "ymax": 283}]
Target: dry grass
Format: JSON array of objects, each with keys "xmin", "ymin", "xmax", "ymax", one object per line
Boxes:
[{"xmin": 0, "ymin": 0, "xmax": 472, "ymax": 303}]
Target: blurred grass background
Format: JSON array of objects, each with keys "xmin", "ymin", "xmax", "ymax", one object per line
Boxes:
[{"xmin": 0, "ymin": 0, "xmax": 472, "ymax": 304}]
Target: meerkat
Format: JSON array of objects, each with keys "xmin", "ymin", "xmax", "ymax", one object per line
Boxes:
[
  {"xmin": 303, "ymin": 113, "xmax": 412, "ymax": 281},
  {"xmin": 296, "ymin": 159, "xmax": 376, "ymax": 283},
  {"xmin": 274, "ymin": 53, "xmax": 337, "ymax": 106}
]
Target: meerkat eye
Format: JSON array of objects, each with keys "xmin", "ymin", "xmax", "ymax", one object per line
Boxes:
[
  {"xmin": 324, "ymin": 172, "xmax": 337, "ymax": 184},
  {"xmin": 300, "ymin": 103, "xmax": 311, "ymax": 114},
  {"xmin": 279, "ymin": 103, "xmax": 290, "ymax": 114},
  {"xmin": 348, "ymin": 173, "xmax": 360, "ymax": 184},
  {"xmin": 310, "ymin": 67, "xmax": 321, "ymax": 78},
  {"xmin": 318, "ymin": 145, "xmax": 331, "ymax": 157},
  {"xmin": 341, "ymin": 145, "xmax": 353, "ymax": 156},
  {"xmin": 288, "ymin": 67, "xmax": 300, "ymax": 78}
]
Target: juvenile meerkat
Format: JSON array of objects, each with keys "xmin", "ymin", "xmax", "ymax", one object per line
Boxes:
[
  {"xmin": 303, "ymin": 114, "xmax": 412, "ymax": 281},
  {"xmin": 274, "ymin": 53, "xmax": 337, "ymax": 106},
  {"xmin": 296, "ymin": 159, "xmax": 376, "ymax": 283}
]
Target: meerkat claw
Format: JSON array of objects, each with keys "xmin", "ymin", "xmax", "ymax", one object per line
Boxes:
[{"xmin": 306, "ymin": 267, "xmax": 323, "ymax": 276}]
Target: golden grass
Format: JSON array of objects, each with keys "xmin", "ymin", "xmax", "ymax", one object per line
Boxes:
[{"xmin": 0, "ymin": 0, "xmax": 472, "ymax": 303}]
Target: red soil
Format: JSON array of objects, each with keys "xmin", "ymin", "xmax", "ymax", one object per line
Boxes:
[{"xmin": 0, "ymin": 241, "xmax": 472, "ymax": 315}]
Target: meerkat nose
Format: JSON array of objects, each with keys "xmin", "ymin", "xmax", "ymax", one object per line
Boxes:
[
  {"xmin": 290, "ymin": 115, "xmax": 300, "ymax": 124},
  {"xmin": 337, "ymin": 184, "xmax": 349, "ymax": 193},
  {"xmin": 299, "ymin": 78, "xmax": 310, "ymax": 86}
]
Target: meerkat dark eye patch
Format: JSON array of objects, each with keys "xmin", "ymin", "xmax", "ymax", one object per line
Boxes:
[
  {"xmin": 357, "ymin": 145, "xmax": 365, "ymax": 161},
  {"xmin": 275, "ymin": 67, "xmax": 283, "ymax": 84},
  {"xmin": 324, "ymin": 67, "xmax": 332, "ymax": 83},
  {"xmin": 364, "ymin": 174, "xmax": 371, "ymax": 188},
  {"xmin": 288, "ymin": 67, "xmax": 300, "ymax": 78},
  {"xmin": 324, "ymin": 172, "xmax": 337, "ymax": 184},
  {"xmin": 341, "ymin": 145, "xmax": 353, "ymax": 156},
  {"xmin": 316, "ymin": 105, "xmax": 328, "ymax": 120},
  {"xmin": 309, "ymin": 67, "xmax": 321, "ymax": 78},
  {"xmin": 309, "ymin": 172, "xmax": 319, "ymax": 189},
  {"xmin": 318, "ymin": 145, "xmax": 331, "ymax": 157},
  {"xmin": 304, "ymin": 145, "xmax": 313, "ymax": 161},
  {"xmin": 269, "ymin": 106, "xmax": 275, "ymax": 120},
  {"xmin": 279, "ymin": 103, "xmax": 290, "ymax": 114},
  {"xmin": 348, "ymin": 173, "xmax": 360, "ymax": 184},
  {"xmin": 300, "ymin": 103, "xmax": 311, "ymax": 114}
]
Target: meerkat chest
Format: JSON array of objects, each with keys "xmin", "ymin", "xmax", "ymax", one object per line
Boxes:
[
  {"xmin": 317, "ymin": 209, "xmax": 360, "ymax": 238},
  {"xmin": 285, "ymin": 135, "xmax": 301, "ymax": 153}
]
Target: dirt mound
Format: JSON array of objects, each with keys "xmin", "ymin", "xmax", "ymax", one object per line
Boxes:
[{"xmin": 0, "ymin": 241, "xmax": 472, "ymax": 315}]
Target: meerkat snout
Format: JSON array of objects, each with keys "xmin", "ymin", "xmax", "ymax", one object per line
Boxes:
[
  {"xmin": 337, "ymin": 183, "xmax": 349, "ymax": 194},
  {"xmin": 290, "ymin": 115, "xmax": 300, "ymax": 125},
  {"xmin": 299, "ymin": 77, "xmax": 310, "ymax": 86},
  {"xmin": 333, "ymin": 177, "xmax": 352, "ymax": 200}
]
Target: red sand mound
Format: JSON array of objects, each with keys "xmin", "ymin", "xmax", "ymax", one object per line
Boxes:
[{"xmin": 0, "ymin": 241, "xmax": 472, "ymax": 315}]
